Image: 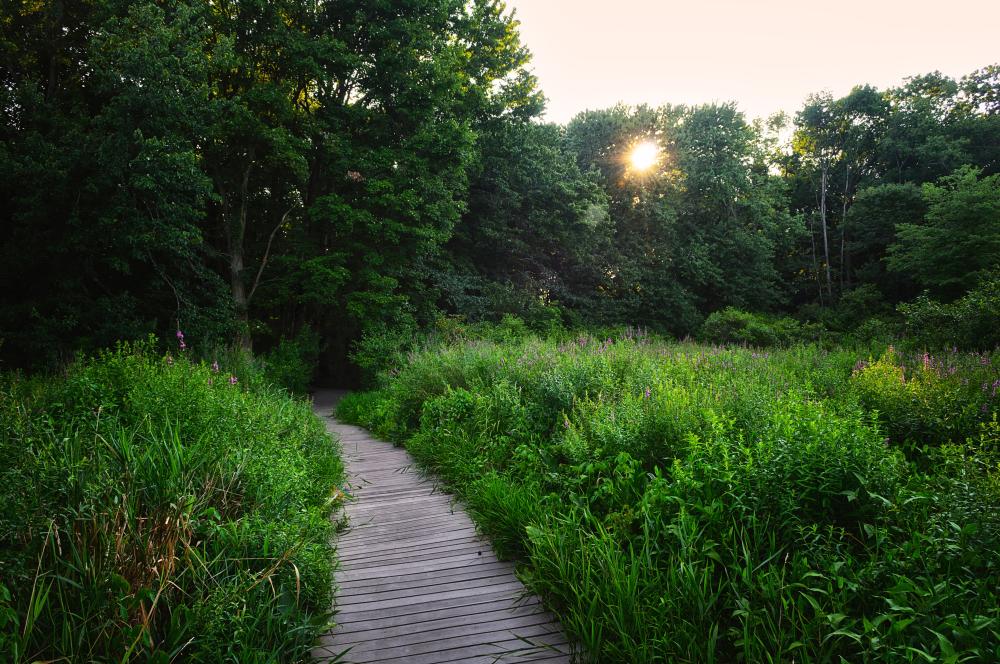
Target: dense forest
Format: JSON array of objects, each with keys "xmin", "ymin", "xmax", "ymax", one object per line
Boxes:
[
  {"xmin": 2, "ymin": 1, "xmax": 999, "ymax": 662},
  {"xmin": 2, "ymin": 0, "xmax": 997, "ymax": 378}
]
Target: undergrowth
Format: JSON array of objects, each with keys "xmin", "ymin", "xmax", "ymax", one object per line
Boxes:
[
  {"xmin": 338, "ymin": 332, "xmax": 1000, "ymax": 663},
  {"xmin": 0, "ymin": 340, "xmax": 343, "ymax": 662}
]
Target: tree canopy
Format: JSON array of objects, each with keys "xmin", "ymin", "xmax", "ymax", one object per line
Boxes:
[{"xmin": 1, "ymin": 2, "xmax": 998, "ymax": 370}]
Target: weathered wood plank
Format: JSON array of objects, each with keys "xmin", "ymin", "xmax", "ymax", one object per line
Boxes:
[
  {"xmin": 335, "ymin": 602, "xmax": 547, "ymax": 640},
  {"xmin": 336, "ymin": 580, "xmax": 527, "ymax": 613},
  {"xmin": 336, "ymin": 595, "xmax": 541, "ymax": 630}
]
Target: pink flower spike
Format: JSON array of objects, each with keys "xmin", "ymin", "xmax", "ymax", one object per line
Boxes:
[
  {"xmin": 176, "ymin": 330, "xmax": 184, "ymax": 339},
  {"xmin": 229, "ymin": 375, "xmax": 238, "ymax": 386},
  {"xmin": 211, "ymin": 360, "xmax": 220, "ymax": 373}
]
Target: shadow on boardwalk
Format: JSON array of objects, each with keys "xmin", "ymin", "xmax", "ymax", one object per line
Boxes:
[{"xmin": 311, "ymin": 389, "xmax": 573, "ymax": 664}]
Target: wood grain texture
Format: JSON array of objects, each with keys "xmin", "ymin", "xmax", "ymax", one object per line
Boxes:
[{"xmin": 311, "ymin": 390, "xmax": 572, "ymax": 663}]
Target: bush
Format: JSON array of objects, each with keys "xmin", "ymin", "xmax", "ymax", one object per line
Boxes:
[
  {"xmin": 699, "ymin": 307, "xmax": 819, "ymax": 347},
  {"xmin": 899, "ymin": 271, "xmax": 1000, "ymax": 350},
  {"xmin": 850, "ymin": 346, "xmax": 998, "ymax": 451},
  {"xmin": 262, "ymin": 326, "xmax": 321, "ymax": 394},
  {"xmin": 349, "ymin": 321, "xmax": 420, "ymax": 388},
  {"xmin": 0, "ymin": 342, "xmax": 343, "ymax": 662}
]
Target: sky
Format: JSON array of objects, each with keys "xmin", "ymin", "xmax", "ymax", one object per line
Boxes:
[{"xmin": 504, "ymin": 0, "xmax": 1000, "ymax": 124}]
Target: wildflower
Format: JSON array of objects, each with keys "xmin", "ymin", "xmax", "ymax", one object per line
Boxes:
[
  {"xmin": 922, "ymin": 352, "xmax": 931, "ymax": 370},
  {"xmin": 207, "ymin": 378, "xmax": 213, "ymax": 386},
  {"xmin": 563, "ymin": 417, "xmax": 570, "ymax": 429},
  {"xmin": 644, "ymin": 387, "xmax": 651, "ymax": 400},
  {"xmin": 179, "ymin": 339, "xmax": 187, "ymax": 351},
  {"xmin": 176, "ymin": 330, "xmax": 184, "ymax": 340},
  {"xmin": 211, "ymin": 360, "xmax": 220, "ymax": 373},
  {"xmin": 229, "ymin": 375, "xmax": 238, "ymax": 386},
  {"xmin": 165, "ymin": 353, "xmax": 174, "ymax": 366}
]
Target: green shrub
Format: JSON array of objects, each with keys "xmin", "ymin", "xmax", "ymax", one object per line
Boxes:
[
  {"xmin": 262, "ymin": 326, "xmax": 321, "ymax": 394},
  {"xmin": 349, "ymin": 321, "xmax": 420, "ymax": 388},
  {"xmin": 699, "ymin": 307, "xmax": 819, "ymax": 347},
  {"xmin": 851, "ymin": 346, "xmax": 998, "ymax": 450},
  {"xmin": 899, "ymin": 271, "xmax": 1000, "ymax": 350}
]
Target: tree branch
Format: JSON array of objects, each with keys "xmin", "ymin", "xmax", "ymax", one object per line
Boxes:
[{"xmin": 247, "ymin": 206, "xmax": 294, "ymax": 305}]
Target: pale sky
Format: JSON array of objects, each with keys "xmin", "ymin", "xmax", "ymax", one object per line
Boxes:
[{"xmin": 505, "ymin": 0, "xmax": 1000, "ymax": 124}]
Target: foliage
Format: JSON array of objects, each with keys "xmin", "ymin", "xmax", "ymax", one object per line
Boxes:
[
  {"xmin": 0, "ymin": 342, "xmax": 343, "ymax": 662},
  {"xmin": 851, "ymin": 346, "xmax": 999, "ymax": 452},
  {"xmin": 341, "ymin": 334, "xmax": 1000, "ymax": 663},
  {"xmin": 262, "ymin": 327, "xmax": 321, "ymax": 395},
  {"xmin": 442, "ymin": 121, "xmax": 611, "ymax": 321},
  {"xmin": 898, "ymin": 271, "xmax": 1000, "ymax": 350},
  {"xmin": 699, "ymin": 307, "xmax": 820, "ymax": 347},
  {"xmin": 562, "ymin": 103, "xmax": 798, "ymax": 335},
  {"xmin": 0, "ymin": 0, "xmax": 540, "ymax": 369},
  {"xmin": 888, "ymin": 166, "xmax": 1000, "ymax": 299}
]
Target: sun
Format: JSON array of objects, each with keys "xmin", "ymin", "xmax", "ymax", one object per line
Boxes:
[{"xmin": 629, "ymin": 141, "xmax": 659, "ymax": 172}]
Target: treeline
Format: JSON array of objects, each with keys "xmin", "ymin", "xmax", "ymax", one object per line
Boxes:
[{"xmin": 1, "ymin": 1, "xmax": 998, "ymax": 376}]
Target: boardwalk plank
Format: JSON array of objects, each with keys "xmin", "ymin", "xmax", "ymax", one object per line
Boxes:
[{"xmin": 311, "ymin": 390, "xmax": 572, "ymax": 664}]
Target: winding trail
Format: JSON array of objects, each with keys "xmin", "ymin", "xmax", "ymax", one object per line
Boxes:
[{"xmin": 311, "ymin": 389, "xmax": 572, "ymax": 664}]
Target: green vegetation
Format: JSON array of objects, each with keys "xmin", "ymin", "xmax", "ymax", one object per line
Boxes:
[
  {"xmin": 0, "ymin": 342, "xmax": 343, "ymax": 662},
  {"xmin": 1, "ymin": 1, "xmax": 998, "ymax": 660},
  {"xmin": 340, "ymin": 331, "xmax": 1000, "ymax": 663},
  {"xmin": 2, "ymin": 2, "xmax": 998, "ymax": 373}
]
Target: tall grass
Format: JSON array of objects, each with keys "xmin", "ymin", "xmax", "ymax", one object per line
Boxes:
[
  {"xmin": 339, "ymin": 332, "xmax": 1000, "ymax": 663},
  {"xmin": 0, "ymin": 341, "xmax": 343, "ymax": 662}
]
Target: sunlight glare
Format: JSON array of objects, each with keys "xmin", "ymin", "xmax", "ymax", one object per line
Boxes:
[{"xmin": 629, "ymin": 141, "xmax": 659, "ymax": 171}]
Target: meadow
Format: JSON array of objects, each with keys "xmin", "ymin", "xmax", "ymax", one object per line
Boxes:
[
  {"xmin": 339, "ymin": 329, "xmax": 1000, "ymax": 663},
  {"xmin": 0, "ymin": 341, "xmax": 343, "ymax": 662}
]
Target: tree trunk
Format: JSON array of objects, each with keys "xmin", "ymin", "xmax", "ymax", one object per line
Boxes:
[
  {"xmin": 224, "ymin": 161, "xmax": 254, "ymax": 352},
  {"xmin": 840, "ymin": 162, "xmax": 851, "ymax": 291},
  {"xmin": 819, "ymin": 160, "xmax": 833, "ymax": 300},
  {"xmin": 808, "ymin": 213, "xmax": 823, "ymax": 306}
]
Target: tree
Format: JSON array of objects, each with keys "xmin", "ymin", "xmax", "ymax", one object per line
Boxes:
[
  {"xmin": 846, "ymin": 183, "xmax": 925, "ymax": 301},
  {"xmin": 443, "ymin": 121, "xmax": 611, "ymax": 322},
  {"xmin": 888, "ymin": 166, "xmax": 1000, "ymax": 299},
  {"xmin": 0, "ymin": 1, "xmax": 232, "ymax": 366}
]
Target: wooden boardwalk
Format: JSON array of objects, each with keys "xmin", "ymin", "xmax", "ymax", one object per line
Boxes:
[{"xmin": 312, "ymin": 390, "xmax": 572, "ymax": 664}]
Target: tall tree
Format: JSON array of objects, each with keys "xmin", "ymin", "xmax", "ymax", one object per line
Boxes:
[{"xmin": 443, "ymin": 121, "xmax": 611, "ymax": 322}]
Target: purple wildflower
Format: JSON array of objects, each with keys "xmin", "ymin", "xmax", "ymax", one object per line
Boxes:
[
  {"xmin": 165, "ymin": 353, "xmax": 174, "ymax": 366},
  {"xmin": 644, "ymin": 387, "xmax": 651, "ymax": 400},
  {"xmin": 229, "ymin": 375, "xmax": 238, "ymax": 386},
  {"xmin": 211, "ymin": 360, "xmax": 219, "ymax": 373}
]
